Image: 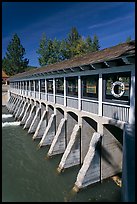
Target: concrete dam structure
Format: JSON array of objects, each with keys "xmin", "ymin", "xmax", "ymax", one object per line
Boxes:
[{"xmin": 6, "ymin": 41, "xmax": 135, "ymax": 192}]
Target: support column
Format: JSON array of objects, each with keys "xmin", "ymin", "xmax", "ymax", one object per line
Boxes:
[
  {"xmin": 45, "ymin": 79, "xmax": 47, "ymax": 101},
  {"xmin": 129, "ymin": 70, "xmax": 135, "ymax": 124},
  {"xmin": 53, "ymin": 78, "xmax": 56, "ymax": 104},
  {"xmin": 34, "ymin": 80, "xmax": 35, "ymax": 98},
  {"xmin": 25, "ymin": 81, "xmax": 27, "ymax": 96},
  {"xmin": 122, "ymin": 69, "xmax": 135, "ymax": 202},
  {"xmin": 78, "ymin": 76, "xmax": 81, "ymax": 111},
  {"xmin": 73, "ymin": 132, "xmax": 101, "ymax": 191},
  {"xmin": 38, "ymin": 80, "xmax": 41, "ymax": 99},
  {"xmin": 98, "ymin": 73, "xmax": 103, "ymax": 116},
  {"xmin": 64, "ymin": 77, "xmax": 66, "ymax": 106},
  {"xmin": 29, "ymin": 80, "xmax": 31, "ymax": 97}
]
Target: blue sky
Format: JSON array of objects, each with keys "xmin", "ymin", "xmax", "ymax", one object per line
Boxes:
[{"xmin": 2, "ymin": 2, "xmax": 135, "ymax": 67}]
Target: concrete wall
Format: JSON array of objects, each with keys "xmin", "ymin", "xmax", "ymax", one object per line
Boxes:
[
  {"xmin": 101, "ymin": 124, "xmax": 123, "ymax": 180},
  {"xmin": 81, "ymin": 117, "xmax": 97, "ymax": 163},
  {"xmin": 66, "ymin": 111, "xmax": 78, "ymax": 144}
]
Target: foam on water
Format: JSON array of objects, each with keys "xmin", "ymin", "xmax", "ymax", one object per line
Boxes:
[
  {"xmin": 2, "ymin": 114, "xmax": 13, "ymax": 119},
  {"xmin": 2, "ymin": 121, "xmax": 20, "ymax": 127}
]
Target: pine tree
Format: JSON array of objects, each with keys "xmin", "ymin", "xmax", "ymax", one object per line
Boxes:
[
  {"xmin": 85, "ymin": 36, "xmax": 93, "ymax": 52},
  {"xmin": 36, "ymin": 33, "xmax": 49, "ymax": 66},
  {"xmin": 126, "ymin": 36, "xmax": 132, "ymax": 43},
  {"xmin": 3, "ymin": 34, "xmax": 29, "ymax": 76},
  {"xmin": 37, "ymin": 27, "xmax": 101, "ymax": 66},
  {"xmin": 92, "ymin": 34, "xmax": 100, "ymax": 51},
  {"xmin": 66, "ymin": 27, "xmax": 82, "ymax": 58}
]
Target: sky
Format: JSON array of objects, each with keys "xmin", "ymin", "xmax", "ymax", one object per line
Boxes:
[{"xmin": 2, "ymin": 2, "xmax": 135, "ymax": 67}]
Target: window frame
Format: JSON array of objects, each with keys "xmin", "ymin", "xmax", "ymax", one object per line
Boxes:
[
  {"xmin": 66, "ymin": 76, "xmax": 78, "ymax": 97},
  {"xmin": 55, "ymin": 77, "xmax": 64, "ymax": 95},
  {"xmin": 102, "ymin": 71, "xmax": 131, "ymax": 105},
  {"xmin": 81, "ymin": 74, "xmax": 99, "ymax": 100}
]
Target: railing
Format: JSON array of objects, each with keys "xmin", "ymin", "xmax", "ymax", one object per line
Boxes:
[
  {"xmin": 35, "ymin": 91, "xmax": 39, "ymax": 99},
  {"xmin": 47, "ymin": 93, "xmax": 54, "ymax": 102},
  {"xmin": 66, "ymin": 96, "xmax": 78, "ymax": 109},
  {"xmin": 40, "ymin": 92, "xmax": 46, "ymax": 100},
  {"xmin": 103, "ymin": 102, "xmax": 130, "ymax": 122},
  {"xmin": 81, "ymin": 98, "xmax": 98, "ymax": 114},
  {"xmin": 9, "ymin": 88, "xmax": 130, "ymax": 122},
  {"xmin": 56, "ymin": 95, "xmax": 64, "ymax": 105}
]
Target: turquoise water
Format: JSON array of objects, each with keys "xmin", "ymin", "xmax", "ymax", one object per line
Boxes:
[{"xmin": 2, "ymin": 106, "xmax": 121, "ymax": 202}]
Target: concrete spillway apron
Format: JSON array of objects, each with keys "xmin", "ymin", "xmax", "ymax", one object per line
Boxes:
[
  {"xmin": 28, "ymin": 107, "xmax": 41, "ymax": 133},
  {"xmin": 57, "ymin": 124, "xmax": 80, "ymax": 172},
  {"xmin": 38, "ymin": 113, "xmax": 55, "ymax": 147},
  {"xmin": 32, "ymin": 110, "xmax": 47, "ymax": 140},
  {"xmin": 47, "ymin": 118, "xmax": 66, "ymax": 157},
  {"xmin": 73, "ymin": 132, "xmax": 101, "ymax": 191}
]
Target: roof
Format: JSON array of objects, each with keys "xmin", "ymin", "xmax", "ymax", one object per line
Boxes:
[
  {"xmin": 2, "ymin": 70, "xmax": 9, "ymax": 78},
  {"xmin": 9, "ymin": 40, "xmax": 135, "ymax": 80}
]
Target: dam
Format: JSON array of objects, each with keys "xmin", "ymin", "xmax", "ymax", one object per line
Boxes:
[{"xmin": 5, "ymin": 41, "xmax": 135, "ymax": 193}]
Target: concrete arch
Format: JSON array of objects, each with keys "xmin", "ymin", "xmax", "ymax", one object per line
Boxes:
[
  {"xmin": 30, "ymin": 98, "xmax": 34, "ymax": 105},
  {"xmin": 41, "ymin": 102, "xmax": 46, "ymax": 107},
  {"xmin": 81, "ymin": 113, "xmax": 99, "ymax": 124},
  {"xmin": 48, "ymin": 104, "xmax": 54, "ymax": 111},
  {"xmin": 47, "ymin": 104, "xmax": 54, "ymax": 120},
  {"xmin": 56, "ymin": 107, "xmax": 64, "ymax": 130},
  {"xmin": 81, "ymin": 116, "xmax": 97, "ymax": 162},
  {"xmin": 56, "ymin": 107, "xmax": 64, "ymax": 114},
  {"xmin": 66, "ymin": 111, "xmax": 78, "ymax": 143},
  {"xmin": 103, "ymin": 124, "xmax": 123, "ymax": 145}
]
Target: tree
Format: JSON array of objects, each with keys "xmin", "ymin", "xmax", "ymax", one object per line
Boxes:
[
  {"xmin": 37, "ymin": 34, "xmax": 62, "ymax": 66},
  {"xmin": 126, "ymin": 36, "xmax": 132, "ymax": 43},
  {"xmin": 65, "ymin": 27, "xmax": 82, "ymax": 58},
  {"xmin": 85, "ymin": 36, "xmax": 93, "ymax": 52},
  {"xmin": 37, "ymin": 27, "xmax": 101, "ymax": 66},
  {"xmin": 36, "ymin": 33, "xmax": 49, "ymax": 66},
  {"xmin": 3, "ymin": 34, "xmax": 29, "ymax": 76},
  {"xmin": 92, "ymin": 34, "xmax": 100, "ymax": 51}
]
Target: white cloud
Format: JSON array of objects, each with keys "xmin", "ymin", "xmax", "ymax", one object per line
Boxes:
[{"xmin": 88, "ymin": 14, "xmax": 134, "ymax": 30}]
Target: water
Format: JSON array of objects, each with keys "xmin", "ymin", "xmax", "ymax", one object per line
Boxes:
[{"xmin": 2, "ymin": 106, "xmax": 121, "ymax": 202}]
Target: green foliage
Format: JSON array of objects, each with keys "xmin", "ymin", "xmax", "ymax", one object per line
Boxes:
[
  {"xmin": 37, "ymin": 34, "xmax": 63, "ymax": 66},
  {"xmin": 2, "ymin": 34, "xmax": 29, "ymax": 76},
  {"xmin": 92, "ymin": 34, "xmax": 100, "ymax": 51},
  {"xmin": 37, "ymin": 27, "xmax": 100, "ymax": 66},
  {"xmin": 126, "ymin": 36, "xmax": 132, "ymax": 43}
]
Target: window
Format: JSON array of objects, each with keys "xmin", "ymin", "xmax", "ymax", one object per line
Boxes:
[
  {"xmin": 103, "ymin": 72, "xmax": 130, "ymax": 104},
  {"xmin": 40, "ymin": 79, "xmax": 45, "ymax": 93},
  {"xmin": 47, "ymin": 79, "xmax": 53, "ymax": 93},
  {"xmin": 56, "ymin": 78, "xmax": 64, "ymax": 95},
  {"xmin": 82, "ymin": 75, "xmax": 98, "ymax": 99},
  {"xmin": 21, "ymin": 82, "xmax": 24, "ymax": 89},
  {"xmin": 66, "ymin": 77, "xmax": 78, "ymax": 97},
  {"xmin": 35, "ymin": 80, "xmax": 39, "ymax": 92},
  {"xmin": 27, "ymin": 81, "xmax": 29, "ymax": 90},
  {"xmin": 30, "ymin": 81, "xmax": 34, "ymax": 91}
]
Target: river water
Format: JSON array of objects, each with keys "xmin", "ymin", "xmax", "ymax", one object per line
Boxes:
[{"xmin": 2, "ymin": 106, "xmax": 121, "ymax": 202}]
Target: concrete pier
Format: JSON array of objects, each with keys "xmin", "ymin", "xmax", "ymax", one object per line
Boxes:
[
  {"xmin": 74, "ymin": 132, "xmax": 101, "ymax": 190},
  {"xmin": 57, "ymin": 124, "xmax": 80, "ymax": 172}
]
